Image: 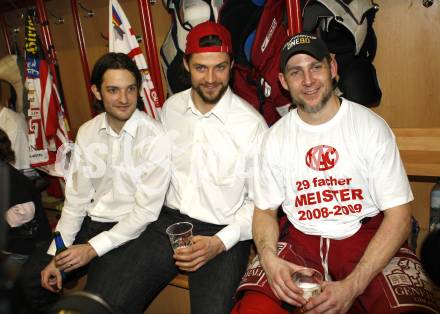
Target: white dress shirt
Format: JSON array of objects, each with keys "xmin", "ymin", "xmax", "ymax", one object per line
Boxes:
[
  {"xmin": 0, "ymin": 106, "xmax": 30, "ymax": 169},
  {"xmin": 161, "ymin": 87, "xmax": 267, "ymax": 250},
  {"xmin": 47, "ymin": 109, "xmax": 171, "ymax": 256}
]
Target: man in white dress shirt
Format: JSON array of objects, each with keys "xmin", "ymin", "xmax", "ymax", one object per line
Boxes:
[
  {"xmin": 0, "ymin": 96, "xmax": 30, "ymax": 170},
  {"xmin": 108, "ymin": 22, "xmax": 267, "ymax": 314},
  {"xmin": 19, "ymin": 52, "xmax": 171, "ymax": 313}
]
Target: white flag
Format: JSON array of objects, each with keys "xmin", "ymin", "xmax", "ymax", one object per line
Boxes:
[{"xmin": 109, "ymin": 0, "xmax": 161, "ymax": 119}]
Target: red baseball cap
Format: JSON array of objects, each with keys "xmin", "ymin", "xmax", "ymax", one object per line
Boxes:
[{"xmin": 185, "ymin": 21, "xmax": 232, "ymax": 55}]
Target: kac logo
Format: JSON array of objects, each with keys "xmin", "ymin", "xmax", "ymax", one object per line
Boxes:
[{"xmin": 305, "ymin": 145, "xmax": 339, "ymax": 171}]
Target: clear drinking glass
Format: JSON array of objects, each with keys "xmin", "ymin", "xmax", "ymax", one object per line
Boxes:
[
  {"xmin": 292, "ymin": 267, "xmax": 323, "ymax": 301},
  {"xmin": 166, "ymin": 222, "xmax": 193, "ymax": 252}
]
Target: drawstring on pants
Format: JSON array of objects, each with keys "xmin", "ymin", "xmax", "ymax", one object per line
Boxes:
[{"xmin": 320, "ymin": 237, "xmax": 332, "ymax": 281}]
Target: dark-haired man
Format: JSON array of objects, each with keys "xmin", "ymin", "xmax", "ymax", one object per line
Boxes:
[
  {"xmin": 109, "ymin": 22, "xmax": 267, "ymax": 314},
  {"xmin": 19, "ymin": 52, "xmax": 171, "ymax": 313},
  {"xmin": 233, "ymin": 33, "xmax": 440, "ymax": 314}
]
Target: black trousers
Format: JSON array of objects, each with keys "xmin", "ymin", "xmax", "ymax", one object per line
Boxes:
[
  {"xmin": 18, "ymin": 217, "xmax": 134, "ymax": 314},
  {"xmin": 104, "ymin": 206, "xmax": 251, "ymax": 314}
]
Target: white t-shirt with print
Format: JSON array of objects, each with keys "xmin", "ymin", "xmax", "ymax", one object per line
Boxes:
[{"xmin": 254, "ymin": 98, "xmax": 413, "ymax": 240}]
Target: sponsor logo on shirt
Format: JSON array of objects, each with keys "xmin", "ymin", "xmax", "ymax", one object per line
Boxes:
[{"xmin": 305, "ymin": 145, "xmax": 339, "ymax": 171}]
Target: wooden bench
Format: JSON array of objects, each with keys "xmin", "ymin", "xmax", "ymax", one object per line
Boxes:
[
  {"xmin": 393, "ymin": 128, "xmax": 440, "ymax": 176},
  {"xmin": 145, "ymin": 274, "xmax": 190, "ymax": 314},
  {"xmin": 169, "ymin": 273, "xmax": 189, "ymax": 289}
]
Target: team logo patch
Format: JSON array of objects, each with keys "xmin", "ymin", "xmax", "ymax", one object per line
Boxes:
[
  {"xmin": 381, "ymin": 248, "xmax": 440, "ymax": 312},
  {"xmin": 305, "ymin": 145, "xmax": 339, "ymax": 171}
]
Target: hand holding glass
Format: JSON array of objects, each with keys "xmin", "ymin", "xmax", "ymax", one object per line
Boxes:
[
  {"xmin": 292, "ymin": 267, "xmax": 323, "ymax": 301},
  {"xmin": 166, "ymin": 222, "xmax": 193, "ymax": 252}
]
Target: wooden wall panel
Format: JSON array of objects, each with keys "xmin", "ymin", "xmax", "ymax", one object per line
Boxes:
[
  {"xmin": 371, "ymin": 0, "xmax": 440, "ymax": 251},
  {"xmin": 45, "ymin": 0, "xmax": 92, "ymax": 135},
  {"xmin": 372, "ymin": 0, "xmax": 440, "ymax": 128}
]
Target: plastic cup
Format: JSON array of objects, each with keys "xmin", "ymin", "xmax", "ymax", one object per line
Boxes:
[
  {"xmin": 292, "ymin": 267, "xmax": 323, "ymax": 301},
  {"xmin": 166, "ymin": 222, "xmax": 193, "ymax": 252}
]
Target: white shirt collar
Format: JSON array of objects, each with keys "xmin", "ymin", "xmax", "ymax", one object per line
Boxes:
[
  {"xmin": 185, "ymin": 87, "xmax": 233, "ymax": 124},
  {"xmin": 99, "ymin": 109, "xmax": 142, "ymax": 137}
]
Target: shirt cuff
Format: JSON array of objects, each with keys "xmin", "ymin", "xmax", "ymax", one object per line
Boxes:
[
  {"xmin": 88, "ymin": 232, "xmax": 114, "ymax": 257},
  {"xmin": 47, "ymin": 241, "xmax": 56, "ymax": 256},
  {"xmin": 215, "ymin": 224, "xmax": 240, "ymax": 251}
]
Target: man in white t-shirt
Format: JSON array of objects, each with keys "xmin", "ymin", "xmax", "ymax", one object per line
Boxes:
[
  {"xmin": 0, "ymin": 100, "xmax": 30, "ymax": 170},
  {"xmin": 232, "ymin": 33, "xmax": 440, "ymax": 313},
  {"xmin": 106, "ymin": 21, "xmax": 267, "ymax": 314}
]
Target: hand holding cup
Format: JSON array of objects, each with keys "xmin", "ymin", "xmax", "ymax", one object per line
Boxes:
[
  {"xmin": 166, "ymin": 222, "xmax": 193, "ymax": 252},
  {"xmin": 292, "ymin": 267, "xmax": 323, "ymax": 301}
]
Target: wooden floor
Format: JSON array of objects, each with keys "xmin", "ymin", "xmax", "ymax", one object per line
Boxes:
[{"xmin": 145, "ymin": 285, "xmax": 190, "ymax": 314}]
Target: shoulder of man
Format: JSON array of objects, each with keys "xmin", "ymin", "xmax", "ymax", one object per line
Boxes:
[
  {"xmin": 75, "ymin": 112, "xmax": 106, "ymax": 141},
  {"xmin": 133, "ymin": 109, "xmax": 165, "ymax": 136},
  {"xmin": 258, "ymin": 109, "xmax": 296, "ymax": 154},
  {"xmin": 229, "ymin": 92, "xmax": 268, "ymax": 128},
  {"xmin": 163, "ymin": 88, "xmax": 191, "ymax": 111},
  {"xmin": 160, "ymin": 89, "xmax": 192, "ymax": 126},
  {"xmin": 3, "ymin": 107, "xmax": 26, "ymax": 127},
  {"xmin": 343, "ymin": 98, "xmax": 394, "ymax": 140}
]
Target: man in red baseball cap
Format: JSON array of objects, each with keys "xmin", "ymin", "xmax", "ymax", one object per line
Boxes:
[
  {"xmin": 182, "ymin": 21, "xmax": 234, "ymax": 110},
  {"xmin": 104, "ymin": 21, "xmax": 267, "ymax": 314},
  {"xmin": 185, "ymin": 21, "xmax": 232, "ymax": 55}
]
